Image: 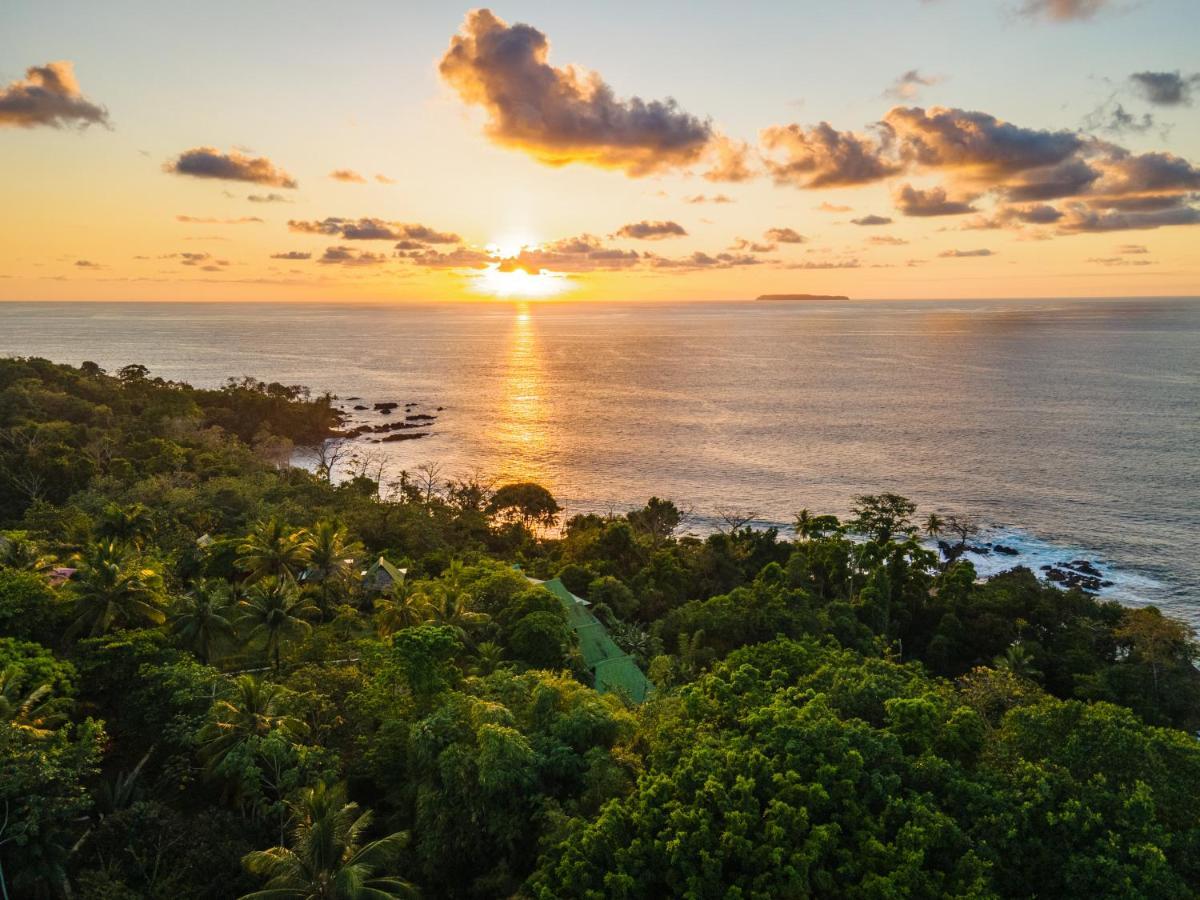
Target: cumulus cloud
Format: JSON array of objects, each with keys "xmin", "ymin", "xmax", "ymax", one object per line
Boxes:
[
  {"xmin": 330, "ymin": 169, "xmax": 367, "ymax": 183},
  {"xmin": 1016, "ymin": 0, "xmax": 1111, "ymax": 22},
  {"xmin": 894, "ymin": 183, "xmax": 978, "ymax": 216},
  {"xmin": 764, "ymin": 227, "xmax": 806, "ymax": 243},
  {"xmin": 247, "ymin": 193, "xmax": 290, "ymax": 203},
  {"xmin": 176, "ymin": 215, "xmax": 263, "ymax": 224},
  {"xmin": 818, "ymin": 202, "xmax": 852, "ymax": 212},
  {"xmin": 375, "ymin": 174, "xmax": 397, "ymax": 184},
  {"xmin": 438, "ymin": 8, "xmax": 715, "ymax": 176},
  {"xmin": 761, "ymin": 121, "xmax": 901, "ymax": 188},
  {"xmin": 1001, "ymin": 158, "xmax": 1100, "ymax": 202},
  {"xmin": 317, "ymin": 246, "xmax": 388, "ymax": 266},
  {"xmin": 1057, "ymin": 203, "xmax": 1200, "ymax": 232},
  {"xmin": 938, "ymin": 248, "xmax": 994, "ymax": 257},
  {"xmin": 270, "ymin": 251, "xmax": 312, "ymax": 260},
  {"xmin": 1089, "ymin": 149, "xmax": 1200, "ymax": 197},
  {"xmin": 884, "ymin": 69, "xmax": 942, "ymax": 101},
  {"xmin": 1130, "ymin": 71, "xmax": 1200, "ymax": 107},
  {"xmin": 884, "ymin": 106, "xmax": 1082, "ymax": 177},
  {"xmin": 74, "ymin": 259, "xmax": 103, "ymax": 269},
  {"xmin": 0, "ymin": 61, "xmax": 109, "ymax": 129},
  {"xmin": 851, "ymin": 214, "xmax": 893, "ymax": 226},
  {"xmin": 702, "ymin": 135, "xmax": 756, "ymax": 182},
  {"xmin": 166, "ymin": 147, "xmax": 298, "ymax": 188},
  {"xmin": 614, "ymin": 220, "xmax": 687, "ymax": 240},
  {"xmin": 289, "ymin": 217, "xmax": 461, "ymax": 243}
]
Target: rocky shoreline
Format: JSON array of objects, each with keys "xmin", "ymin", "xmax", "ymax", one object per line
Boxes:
[{"xmin": 331, "ymin": 395, "xmax": 442, "ymax": 443}]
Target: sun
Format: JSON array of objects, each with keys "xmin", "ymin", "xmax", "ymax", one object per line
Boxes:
[
  {"xmin": 470, "ymin": 235, "xmax": 572, "ymax": 298},
  {"xmin": 473, "ymin": 262, "xmax": 570, "ymax": 298}
]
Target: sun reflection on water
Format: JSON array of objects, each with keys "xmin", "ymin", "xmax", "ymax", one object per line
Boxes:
[{"xmin": 491, "ymin": 303, "xmax": 552, "ymax": 485}]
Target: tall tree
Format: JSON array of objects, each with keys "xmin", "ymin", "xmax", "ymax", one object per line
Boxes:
[
  {"xmin": 66, "ymin": 541, "xmax": 165, "ymax": 638},
  {"xmin": 237, "ymin": 520, "xmax": 314, "ymax": 584},
  {"xmin": 240, "ymin": 782, "xmax": 416, "ymax": 900},
  {"xmin": 198, "ymin": 674, "xmax": 306, "ymax": 771},
  {"xmin": 305, "ymin": 521, "xmax": 363, "ymax": 619},
  {"xmin": 96, "ymin": 502, "xmax": 155, "ymax": 549},
  {"xmin": 170, "ymin": 581, "xmax": 237, "ymax": 664},
  {"xmin": 238, "ymin": 580, "xmax": 317, "ymax": 671},
  {"xmin": 849, "ymin": 494, "xmax": 917, "ymax": 544}
]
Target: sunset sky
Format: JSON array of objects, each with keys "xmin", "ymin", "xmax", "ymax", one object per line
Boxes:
[{"xmin": 2, "ymin": 0, "xmax": 1198, "ymax": 301}]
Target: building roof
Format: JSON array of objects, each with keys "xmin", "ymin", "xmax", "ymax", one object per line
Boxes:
[
  {"xmin": 528, "ymin": 576, "xmax": 653, "ymax": 703},
  {"xmin": 363, "ymin": 556, "xmax": 407, "ymax": 585}
]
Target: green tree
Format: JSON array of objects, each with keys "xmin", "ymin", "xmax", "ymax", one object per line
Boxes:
[
  {"xmin": 0, "ymin": 665, "xmax": 67, "ymax": 739},
  {"xmin": 66, "ymin": 541, "xmax": 165, "ymax": 639},
  {"xmin": 849, "ymin": 493, "xmax": 917, "ymax": 544},
  {"xmin": 924, "ymin": 512, "xmax": 944, "ymax": 538},
  {"xmin": 238, "ymin": 580, "xmax": 317, "ymax": 671},
  {"xmin": 96, "ymin": 502, "xmax": 155, "ymax": 549},
  {"xmin": 170, "ymin": 581, "xmax": 237, "ymax": 664},
  {"xmin": 626, "ymin": 497, "xmax": 681, "ymax": 548},
  {"xmin": 372, "ymin": 585, "xmax": 432, "ymax": 639},
  {"xmin": 240, "ymin": 781, "xmax": 416, "ymax": 899},
  {"xmin": 238, "ymin": 519, "xmax": 314, "ymax": 584},
  {"xmin": 305, "ymin": 520, "xmax": 363, "ymax": 619},
  {"xmin": 487, "ymin": 483, "xmax": 560, "ymax": 532},
  {"xmin": 198, "ymin": 675, "xmax": 307, "ymax": 771}
]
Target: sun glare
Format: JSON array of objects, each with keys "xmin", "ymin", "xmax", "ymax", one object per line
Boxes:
[
  {"xmin": 473, "ymin": 262, "xmax": 570, "ymax": 298},
  {"xmin": 469, "ymin": 236, "xmax": 572, "ymax": 298}
]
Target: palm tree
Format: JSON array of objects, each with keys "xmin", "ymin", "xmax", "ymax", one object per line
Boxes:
[
  {"xmin": 794, "ymin": 508, "xmax": 813, "ymax": 541},
  {"xmin": 239, "ymin": 579, "xmax": 318, "ymax": 671},
  {"xmin": 66, "ymin": 541, "xmax": 165, "ymax": 639},
  {"xmin": 994, "ymin": 642, "xmax": 1041, "ymax": 680},
  {"xmin": 423, "ymin": 585, "xmax": 487, "ymax": 645},
  {"xmin": 372, "ymin": 585, "xmax": 432, "ymax": 639},
  {"xmin": 305, "ymin": 521, "xmax": 363, "ymax": 618},
  {"xmin": 238, "ymin": 519, "xmax": 314, "ymax": 584},
  {"xmin": 198, "ymin": 674, "xmax": 307, "ymax": 770},
  {"xmin": 0, "ymin": 536, "xmax": 53, "ymax": 572},
  {"xmin": 469, "ymin": 642, "xmax": 506, "ymax": 677},
  {"xmin": 96, "ymin": 502, "xmax": 155, "ymax": 549},
  {"xmin": 924, "ymin": 513, "xmax": 944, "ymax": 539},
  {"xmin": 0, "ymin": 666, "xmax": 67, "ymax": 738},
  {"xmin": 170, "ymin": 581, "xmax": 236, "ymax": 664},
  {"xmin": 240, "ymin": 781, "xmax": 417, "ymax": 900}
]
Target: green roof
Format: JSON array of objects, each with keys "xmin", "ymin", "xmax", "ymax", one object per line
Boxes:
[
  {"xmin": 364, "ymin": 557, "xmax": 407, "ymax": 586},
  {"xmin": 532, "ymin": 577, "xmax": 653, "ymax": 703}
]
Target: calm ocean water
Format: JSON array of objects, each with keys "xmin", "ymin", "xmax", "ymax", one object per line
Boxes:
[{"xmin": 2, "ymin": 298, "xmax": 1197, "ymax": 619}]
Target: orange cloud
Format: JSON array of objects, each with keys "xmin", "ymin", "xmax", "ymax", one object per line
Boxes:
[
  {"xmin": 761, "ymin": 122, "xmax": 900, "ymax": 188},
  {"xmin": 166, "ymin": 147, "xmax": 298, "ymax": 188},
  {"xmin": 0, "ymin": 61, "xmax": 108, "ymax": 129},
  {"xmin": 329, "ymin": 169, "xmax": 367, "ymax": 183},
  {"xmin": 439, "ymin": 9, "xmax": 716, "ymax": 176}
]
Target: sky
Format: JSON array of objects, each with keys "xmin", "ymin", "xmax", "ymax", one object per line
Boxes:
[{"xmin": 1, "ymin": 0, "xmax": 1198, "ymax": 302}]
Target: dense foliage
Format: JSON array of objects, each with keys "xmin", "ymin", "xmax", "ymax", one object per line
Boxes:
[{"xmin": 0, "ymin": 358, "xmax": 1196, "ymax": 898}]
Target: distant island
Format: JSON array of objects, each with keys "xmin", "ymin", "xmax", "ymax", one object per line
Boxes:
[{"xmin": 756, "ymin": 293, "xmax": 850, "ymax": 301}]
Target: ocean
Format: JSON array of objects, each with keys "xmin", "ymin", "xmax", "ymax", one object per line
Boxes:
[{"xmin": 2, "ymin": 297, "xmax": 1197, "ymax": 620}]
